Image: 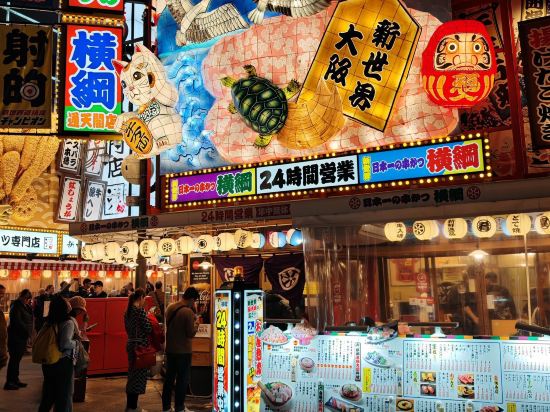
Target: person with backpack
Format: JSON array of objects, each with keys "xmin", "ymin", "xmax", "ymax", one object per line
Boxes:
[
  {"xmin": 125, "ymin": 288, "xmax": 153, "ymax": 412},
  {"xmin": 4, "ymin": 289, "xmax": 32, "ymax": 391},
  {"xmin": 162, "ymin": 287, "xmax": 200, "ymax": 412},
  {"xmin": 37, "ymin": 294, "xmax": 80, "ymax": 412}
]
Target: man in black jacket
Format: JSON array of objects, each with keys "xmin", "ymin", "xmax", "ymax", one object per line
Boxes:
[{"xmin": 4, "ymin": 289, "xmax": 33, "ymax": 390}]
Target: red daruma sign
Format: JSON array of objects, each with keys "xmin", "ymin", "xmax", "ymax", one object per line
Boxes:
[{"xmin": 421, "ymin": 20, "xmax": 497, "ymax": 108}]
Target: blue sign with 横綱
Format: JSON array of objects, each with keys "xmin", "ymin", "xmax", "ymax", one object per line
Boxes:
[{"xmin": 358, "ymin": 139, "xmax": 485, "ymax": 184}]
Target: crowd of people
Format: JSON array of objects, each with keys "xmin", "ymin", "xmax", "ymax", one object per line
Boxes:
[{"xmin": 0, "ymin": 281, "xmax": 201, "ymax": 412}]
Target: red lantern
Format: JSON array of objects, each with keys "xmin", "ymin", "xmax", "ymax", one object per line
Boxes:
[
  {"xmin": 88, "ymin": 270, "xmax": 98, "ymax": 279},
  {"xmin": 9, "ymin": 269, "xmax": 20, "ymax": 280},
  {"xmin": 421, "ymin": 20, "xmax": 497, "ymax": 108},
  {"xmin": 31, "ymin": 270, "xmax": 42, "ymax": 279}
]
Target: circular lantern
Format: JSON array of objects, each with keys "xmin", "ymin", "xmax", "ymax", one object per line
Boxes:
[
  {"xmin": 443, "ymin": 218, "xmax": 468, "ymax": 239},
  {"xmin": 384, "ymin": 222, "xmax": 407, "ymax": 242},
  {"xmin": 90, "ymin": 243, "xmax": 105, "ymax": 261},
  {"xmin": 286, "ymin": 229, "xmax": 303, "ymax": 246},
  {"xmin": 98, "ymin": 271, "xmax": 106, "ymax": 278},
  {"xmin": 139, "ymin": 239, "xmax": 157, "ymax": 258},
  {"xmin": 412, "ymin": 220, "xmax": 439, "ymax": 240},
  {"xmin": 234, "ymin": 229, "xmax": 253, "ymax": 249},
  {"xmin": 146, "ymin": 270, "xmax": 153, "ymax": 278},
  {"xmin": 158, "ymin": 238, "xmax": 176, "ymax": 256},
  {"xmin": 21, "ymin": 270, "xmax": 31, "ymax": 279},
  {"xmin": 0, "ymin": 269, "xmax": 8, "ymax": 279},
  {"xmin": 472, "ymin": 216, "xmax": 497, "ymax": 238},
  {"xmin": 121, "ymin": 241, "xmax": 139, "ymax": 259},
  {"xmin": 114, "ymin": 271, "xmax": 122, "ymax": 279},
  {"xmin": 251, "ymin": 233, "xmax": 266, "ymax": 249},
  {"xmin": 421, "ymin": 20, "xmax": 497, "ymax": 108},
  {"xmin": 104, "ymin": 242, "xmax": 120, "ymax": 260},
  {"xmin": 176, "ymin": 236, "xmax": 195, "ymax": 254},
  {"xmin": 269, "ymin": 231, "xmax": 287, "ymax": 248},
  {"xmin": 42, "ymin": 270, "xmax": 52, "ymax": 279},
  {"xmin": 535, "ymin": 213, "xmax": 550, "ymax": 235},
  {"xmin": 217, "ymin": 232, "xmax": 236, "ymax": 252},
  {"xmin": 81, "ymin": 244, "xmax": 93, "ymax": 261},
  {"xmin": 504, "ymin": 213, "xmax": 531, "ymax": 236},
  {"xmin": 195, "ymin": 235, "xmax": 215, "ymax": 254}
]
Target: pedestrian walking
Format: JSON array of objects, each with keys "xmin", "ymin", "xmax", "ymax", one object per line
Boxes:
[
  {"xmin": 4, "ymin": 289, "xmax": 32, "ymax": 390},
  {"xmin": 162, "ymin": 287, "xmax": 200, "ymax": 412},
  {"xmin": 125, "ymin": 288, "xmax": 153, "ymax": 412},
  {"xmin": 37, "ymin": 294, "xmax": 80, "ymax": 412}
]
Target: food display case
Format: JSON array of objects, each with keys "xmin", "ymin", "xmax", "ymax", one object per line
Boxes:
[{"xmin": 213, "ymin": 278, "xmax": 263, "ymax": 412}]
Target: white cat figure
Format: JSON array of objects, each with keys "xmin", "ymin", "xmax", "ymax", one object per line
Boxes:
[{"xmin": 112, "ymin": 45, "xmax": 182, "ymax": 158}]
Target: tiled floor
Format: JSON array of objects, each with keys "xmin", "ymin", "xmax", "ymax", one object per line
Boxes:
[{"xmin": 0, "ymin": 356, "xmax": 212, "ymax": 412}]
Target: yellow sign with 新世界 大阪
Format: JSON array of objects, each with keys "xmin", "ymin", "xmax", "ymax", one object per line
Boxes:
[{"xmin": 300, "ymin": 0, "xmax": 421, "ymax": 131}]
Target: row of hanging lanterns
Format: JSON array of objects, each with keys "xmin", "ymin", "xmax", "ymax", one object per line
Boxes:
[
  {"xmin": 0, "ymin": 269, "xmax": 132, "ymax": 280},
  {"xmin": 81, "ymin": 229, "xmax": 304, "ymax": 262},
  {"xmin": 385, "ymin": 213, "xmax": 550, "ymax": 242}
]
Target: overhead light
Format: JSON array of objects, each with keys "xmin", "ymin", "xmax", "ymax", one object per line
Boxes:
[
  {"xmin": 126, "ymin": 261, "xmax": 138, "ymax": 269},
  {"xmin": 469, "ymin": 249, "xmax": 489, "ymax": 260},
  {"xmin": 200, "ymin": 261, "xmax": 212, "ymax": 270},
  {"xmin": 158, "ymin": 262, "xmax": 172, "ymax": 272}
]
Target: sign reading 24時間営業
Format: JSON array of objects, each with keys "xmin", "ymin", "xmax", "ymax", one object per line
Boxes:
[
  {"xmin": 168, "ymin": 139, "xmax": 486, "ymax": 205},
  {"xmin": 63, "ymin": 25, "xmax": 122, "ymax": 133}
]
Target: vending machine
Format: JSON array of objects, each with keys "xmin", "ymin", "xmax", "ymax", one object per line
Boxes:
[{"xmin": 213, "ymin": 277, "xmax": 264, "ymax": 412}]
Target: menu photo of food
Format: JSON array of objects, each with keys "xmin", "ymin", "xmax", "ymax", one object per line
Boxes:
[
  {"xmin": 299, "ymin": 357, "xmax": 315, "ymax": 373},
  {"xmin": 364, "ymin": 351, "xmax": 391, "ymax": 368},
  {"xmin": 260, "ymin": 325, "xmax": 289, "ymax": 346},
  {"xmin": 396, "ymin": 398, "xmax": 414, "ymax": 411},
  {"xmin": 476, "ymin": 406, "xmax": 503, "ymax": 412},
  {"xmin": 421, "ymin": 372, "xmax": 436, "ymax": 383},
  {"xmin": 291, "ymin": 322, "xmax": 317, "ymax": 346},
  {"xmin": 458, "ymin": 374, "xmax": 474, "ymax": 385},
  {"xmin": 323, "ymin": 383, "xmax": 364, "ymax": 411},
  {"xmin": 258, "ymin": 381, "xmax": 293, "ymax": 411},
  {"xmin": 420, "ymin": 383, "xmax": 436, "ymax": 397},
  {"xmin": 458, "ymin": 385, "xmax": 475, "ymax": 399}
]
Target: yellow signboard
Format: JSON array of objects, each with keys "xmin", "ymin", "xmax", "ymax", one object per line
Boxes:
[{"xmin": 300, "ymin": 0, "xmax": 420, "ymax": 131}]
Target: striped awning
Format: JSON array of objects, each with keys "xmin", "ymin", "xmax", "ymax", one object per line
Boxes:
[{"xmin": 0, "ymin": 259, "xmax": 126, "ymax": 271}]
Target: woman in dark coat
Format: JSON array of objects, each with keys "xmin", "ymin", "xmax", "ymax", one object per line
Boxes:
[
  {"xmin": 5, "ymin": 289, "xmax": 32, "ymax": 390},
  {"xmin": 124, "ymin": 288, "xmax": 152, "ymax": 412}
]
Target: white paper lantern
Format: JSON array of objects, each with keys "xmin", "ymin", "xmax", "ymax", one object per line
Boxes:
[
  {"xmin": 81, "ymin": 244, "xmax": 93, "ymax": 261},
  {"xmin": 195, "ymin": 235, "xmax": 215, "ymax": 253},
  {"xmin": 139, "ymin": 239, "xmax": 157, "ymax": 258},
  {"xmin": 535, "ymin": 213, "xmax": 550, "ymax": 235},
  {"xmin": 114, "ymin": 271, "xmax": 122, "ymax": 279},
  {"xmin": 286, "ymin": 229, "xmax": 303, "ymax": 246},
  {"xmin": 146, "ymin": 270, "xmax": 153, "ymax": 278},
  {"xmin": 176, "ymin": 236, "xmax": 195, "ymax": 254},
  {"xmin": 42, "ymin": 270, "xmax": 52, "ymax": 279},
  {"xmin": 98, "ymin": 271, "xmax": 106, "ymax": 278},
  {"xmin": 217, "ymin": 232, "xmax": 236, "ymax": 252},
  {"xmin": 504, "ymin": 213, "xmax": 531, "ymax": 236},
  {"xmin": 472, "ymin": 216, "xmax": 497, "ymax": 238},
  {"xmin": 269, "ymin": 231, "xmax": 287, "ymax": 248},
  {"xmin": 234, "ymin": 229, "xmax": 253, "ymax": 249},
  {"xmin": 251, "ymin": 233, "xmax": 266, "ymax": 249},
  {"xmin": 412, "ymin": 220, "xmax": 439, "ymax": 240},
  {"xmin": 21, "ymin": 270, "xmax": 31, "ymax": 279},
  {"xmin": 443, "ymin": 218, "xmax": 468, "ymax": 239},
  {"xmin": 90, "ymin": 243, "xmax": 105, "ymax": 261},
  {"xmin": 105, "ymin": 242, "xmax": 120, "ymax": 260},
  {"xmin": 384, "ymin": 222, "xmax": 407, "ymax": 242},
  {"xmin": 0, "ymin": 269, "xmax": 7, "ymax": 279},
  {"xmin": 121, "ymin": 241, "xmax": 139, "ymax": 259},
  {"xmin": 158, "ymin": 238, "xmax": 176, "ymax": 256}
]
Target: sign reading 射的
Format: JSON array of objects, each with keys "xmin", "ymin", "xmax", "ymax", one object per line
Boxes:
[
  {"xmin": 358, "ymin": 139, "xmax": 484, "ymax": 184},
  {"xmin": 67, "ymin": 0, "xmax": 124, "ymax": 12},
  {"xmin": 519, "ymin": 16, "xmax": 550, "ymax": 149},
  {"xmin": 300, "ymin": 0, "xmax": 420, "ymax": 131},
  {"xmin": 57, "ymin": 176, "xmax": 82, "ymax": 222},
  {"xmin": 167, "ymin": 138, "xmax": 486, "ymax": 206},
  {"xmin": 0, "ymin": 228, "xmax": 58, "ymax": 255},
  {"xmin": 63, "ymin": 25, "xmax": 122, "ymax": 133},
  {"xmin": 213, "ymin": 291, "xmax": 231, "ymax": 412},
  {"xmin": 0, "ymin": 25, "xmax": 52, "ymax": 129}
]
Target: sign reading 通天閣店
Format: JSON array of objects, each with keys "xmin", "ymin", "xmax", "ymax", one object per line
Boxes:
[
  {"xmin": 167, "ymin": 138, "xmax": 486, "ymax": 206},
  {"xmin": 519, "ymin": 16, "xmax": 550, "ymax": 150},
  {"xmin": 300, "ymin": 0, "xmax": 420, "ymax": 131},
  {"xmin": 0, "ymin": 25, "xmax": 53, "ymax": 129},
  {"xmin": 68, "ymin": 0, "xmax": 123, "ymax": 12},
  {"xmin": 63, "ymin": 25, "xmax": 122, "ymax": 134},
  {"xmin": 0, "ymin": 229, "xmax": 58, "ymax": 255}
]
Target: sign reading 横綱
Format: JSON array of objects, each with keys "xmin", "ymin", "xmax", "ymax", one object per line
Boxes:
[
  {"xmin": 0, "ymin": 228, "xmax": 58, "ymax": 255},
  {"xmin": 166, "ymin": 138, "xmax": 486, "ymax": 206},
  {"xmin": 0, "ymin": 25, "xmax": 52, "ymax": 129},
  {"xmin": 359, "ymin": 139, "xmax": 484, "ymax": 184},
  {"xmin": 67, "ymin": 0, "xmax": 123, "ymax": 12},
  {"xmin": 63, "ymin": 25, "xmax": 122, "ymax": 133},
  {"xmin": 300, "ymin": 0, "xmax": 420, "ymax": 131},
  {"xmin": 519, "ymin": 16, "xmax": 550, "ymax": 149},
  {"xmin": 57, "ymin": 176, "xmax": 82, "ymax": 222}
]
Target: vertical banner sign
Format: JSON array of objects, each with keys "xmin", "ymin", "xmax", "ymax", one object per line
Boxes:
[
  {"xmin": 300, "ymin": 0, "xmax": 420, "ymax": 131},
  {"xmin": 63, "ymin": 25, "xmax": 122, "ymax": 133},
  {"xmin": 83, "ymin": 180, "xmax": 106, "ymax": 221},
  {"xmin": 0, "ymin": 25, "xmax": 52, "ymax": 129},
  {"xmin": 102, "ymin": 141, "xmax": 130, "ymax": 218},
  {"xmin": 57, "ymin": 176, "xmax": 82, "ymax": 222},
  {"xmin": 59, "ymin": 139, "xmax": 83, "ymax": 174},
  {"xmin": 244, "ymin": 290, "xmax": 263, "ymax": 411},
  {"xmin": 519, "ymin": 16, "xmax": 550, "ymax": 150},
  {"xmin": 213, "ymin": 291, "xmax": 231, "ymax": 412},
  {"xmin": 68, "ymin": 0, "xmax": 124, "ymax": 12},
  {"xmin": 84, "ymin": 140, "xmax": 106, "ymax": 177}
]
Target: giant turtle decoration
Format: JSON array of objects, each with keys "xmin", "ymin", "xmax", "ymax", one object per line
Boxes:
[{"xmin": 221, "ymin": 65, "xmax": 300, "ymax": 148}]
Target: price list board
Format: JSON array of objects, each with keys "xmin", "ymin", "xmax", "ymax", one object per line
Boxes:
[{"xmin": 256, "ymin": 332, "xmax": 550, "ymax": 412}]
